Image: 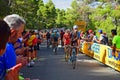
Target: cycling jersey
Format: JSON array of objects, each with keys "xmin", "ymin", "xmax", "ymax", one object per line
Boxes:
[
  {"xmin": 63, "ymin": 33, "xmax": 71, "ymax": 45},
  {"xmin": 51, "ymin": 33, "xmax": 59, "ymax": 42}
]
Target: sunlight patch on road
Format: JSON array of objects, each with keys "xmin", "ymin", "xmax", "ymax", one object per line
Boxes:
[
  {"xmin": 37, "ymin": 57, "xmax": 47, "ymax": 61},
  {"xmin": 77, "ymin": 59, "xmax": 98, "ymax": 63}
]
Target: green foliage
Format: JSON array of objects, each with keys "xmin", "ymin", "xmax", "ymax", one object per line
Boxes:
[
  {"xmin": 89, "ymin": 1, "xmax": 120, "ymax": 36},
  {"xmin": 37, "ymin": 0, "xmax": 57, "ymax": 29},
  {"xmin": 0, "ymin": 0, "xmax": 120, "ymax": 36},
  {"xmin": 0, "ymin": 0, "xmax": 10, "ymax": 19}
]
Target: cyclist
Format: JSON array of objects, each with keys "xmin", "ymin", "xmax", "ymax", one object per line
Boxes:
[
  {"xmin": 51, "ymin": 29, "xmax": 60, "ymax": 52},
  {"xmin": 46, "ymin": 30, "xmax": 51, "ymax": 47},
  {"xmin": 70, "ymin": 25, "xmax": 80, "ymax": 56},
  {"xmin": 63, "ymin": 29, "xmax": 71, "ymax": 53},
  {"xmin": 60, "ymin": 30, "xmax": 65, "ymax": 46}
]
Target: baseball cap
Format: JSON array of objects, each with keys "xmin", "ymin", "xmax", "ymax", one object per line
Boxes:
[
  {"xmin": 88, "ymin": 29, "xmax": 93, "ymax": 33},
  {"xmin": 98, "ymin": 29, "xmax": 102, "ymax": 33}
]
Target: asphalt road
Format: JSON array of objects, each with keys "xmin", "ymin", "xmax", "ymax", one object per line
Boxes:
[{"xmin": 21, "ymin": 42, "xmax": 120, "ymax": 80}]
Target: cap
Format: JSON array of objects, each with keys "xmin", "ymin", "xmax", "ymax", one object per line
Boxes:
[
  {"xmin": 88, "ymin": 29, "xmax": 93, "ymax": 33},
  {"xmin": 98, "ymin": 29, "xmax": 102, "ymax": 33}
]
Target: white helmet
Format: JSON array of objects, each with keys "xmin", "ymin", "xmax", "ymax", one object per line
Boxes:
[{"xmin": 73, "ymin": 25, "xmax": 78, "ymax": 29}]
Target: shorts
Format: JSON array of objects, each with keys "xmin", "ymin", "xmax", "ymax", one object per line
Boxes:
[
  {"xmin": 29, "ymin": 46, "xmax": 33, "ymax": 52},
  {"xmin": 34, "ymin": 45, "xmax": 38, "ymax": 50},
  {"xmin": 71, "ymin": 40, "xmax": 78, "ymax": 46}
]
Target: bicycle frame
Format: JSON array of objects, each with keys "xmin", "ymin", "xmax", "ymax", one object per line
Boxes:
[
  {"xmin": 53, "ymin": 42, "xmax": 58, "ymax": 54},
  {"xmin": 47, "ymin": 39, "xmax": 51, "ymax": 48},
  {"xmin": 65, "ymin": 45, "xmax": 71, "ymax": 62},
  {"xmin": 70, "ymin": 46, "xmax": 77, "ymax": 69}
]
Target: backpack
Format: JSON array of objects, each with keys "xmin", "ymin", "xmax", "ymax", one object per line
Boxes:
[{"xmin": 101, "ymin": 35, "xmax": 108, "ymax": 45}]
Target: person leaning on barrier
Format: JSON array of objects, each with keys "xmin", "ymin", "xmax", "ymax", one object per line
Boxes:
[
  {"xmin": 92, "ymin": 31, "xmax": 99, "ymax": 43},
  {"xmin": 0, "ymin": 20, "xmax": 11, "ymax": 80},
  {"xmin": 111, "ymin": 29, "xmax": 120, "ymax": 56},
  {"xmin": 97, "ymin": 29, "xmax": 108, "ymax": 45},
  {"xmin": 1, "ymin": 14, "xmax": 25, "ymax": 80}
]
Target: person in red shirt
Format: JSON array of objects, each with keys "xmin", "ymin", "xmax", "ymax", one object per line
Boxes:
[{"xmin": 63, "ymin": 29, "xmax": 71, "ymax": 53}]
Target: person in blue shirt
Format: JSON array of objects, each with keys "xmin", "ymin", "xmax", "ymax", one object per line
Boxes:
[
  {"xmin": 0, "ymin": 20, "xmax": 11, "ymax": 79},
  {"xmin": 0, "ymin": 14, "xmax": 25, "ymax": 80}
]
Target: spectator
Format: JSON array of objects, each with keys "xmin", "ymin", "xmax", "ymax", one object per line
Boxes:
[
  {"xmin": 92, "ymin": 31, "xmax": 98, "ymax": 43},
  {"xmin": 0, "ymin": 20, "xmax": 11, "ymax": 80},
  {"xmin": 97, "ymin": 29, "xmax": 108, "ymax": 45},
  {"xmin": 111, "ymin": 29, "xmax": 120, "ymax": 56},
  {"xmin": 88, "ymin": 29, "xmax": 94, "ymax": 42},
  {"xmin": 0, "ymin": 14, "xmax": 25, "ymax": 80}
]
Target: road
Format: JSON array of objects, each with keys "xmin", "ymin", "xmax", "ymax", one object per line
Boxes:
[{"xmin": 21, "ymin": 41, "xmax": 120, "ymax": 80}]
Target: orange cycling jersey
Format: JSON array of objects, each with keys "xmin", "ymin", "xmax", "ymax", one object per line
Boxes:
[{"xmin": 63, "ymin": 33, "xmax": 71, "ymax": 45}]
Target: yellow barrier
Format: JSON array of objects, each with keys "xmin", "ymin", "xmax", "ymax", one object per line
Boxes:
[
  {"xmin": 79, "ymin": 41, "xmax": 84, "ymax": 52},
  {"xmin": 82, "ymin": 42, "xmax": 93, "ymax": 57},
  {"xmin": 91, "ymin": 43, "xmax": 106, "ymax": 64},
  {"xmin": 105, "ymin": 47, "xmax": 120, "ymax": 71},
  {"xmin": 80, "ymin": 41, "xmax": 120, "ymax": 71}
]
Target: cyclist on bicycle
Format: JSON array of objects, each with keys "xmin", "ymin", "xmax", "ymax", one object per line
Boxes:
[
  {"xmin": 63, "ymin": 29, "xmax": 71, "ymax": 53},
  {"xmin": 70, "ymin": 25, "xmax": 80, "ymax": 56},
  {"xmin": 51, "ymin": 29, "xmax": 60, "ymax": 51},
  {"xmin": 46, "ymin": 30, "xmax": 51, "ymax": 47}
]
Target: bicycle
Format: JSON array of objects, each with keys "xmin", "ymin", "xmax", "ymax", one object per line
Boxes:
[
  {"xmin": 64, "ymin": 45, "xmax": 71, "ymax": 62},
  {"xmin": 70, "ymin": 45, "xmax": 77, "ymax": 69},
  {"xmin": 47, "ymin": 39, "xmax": 51, "ymax": 48},
  {"xmin": 52, "ymin": 42, "xmax": 58, "ymax": 55}
]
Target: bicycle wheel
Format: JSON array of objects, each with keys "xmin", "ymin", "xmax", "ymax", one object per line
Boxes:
[
  {"xmin": 65, "ymin": 52, "xmax": 69, "ymax": 62},
  {"xmin": 72, "ymin": 60, "xmax": 76, "ymax": 69},
  {"xmin": 47, "ymin": 40, "xmax": 50, "ymax": 48},
  {"xmin": 71, "ymin": 48, "xmax": 76, "ymax": 69},
  {"xmin": 54, "ymin": 46, "xmax": 57, "ymax": 54}
]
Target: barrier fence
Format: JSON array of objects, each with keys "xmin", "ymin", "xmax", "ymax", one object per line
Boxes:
[{"xmin": 79, "ymin": 41, "xmax": 120, "ymax": 72}]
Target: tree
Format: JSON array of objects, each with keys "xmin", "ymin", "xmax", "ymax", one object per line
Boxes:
[
  {"xmin": 37, "ymin": 0, "xmax": 57, "ymax": 29},
  {"xmin": 0, "ymin": 0, "xmax": 10, "ymax": 19},
  {"xmin": 10, "ymin": 0, "xmax": 40, "ymax": 29}
]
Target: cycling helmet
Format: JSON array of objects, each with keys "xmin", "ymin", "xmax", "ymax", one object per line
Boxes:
[
  {"xmin": 53, "ymin": 29, "xmax": 57, "ymax": 33},
  {"xmin": 73, "ymin": 25, "xmax": 78, "ymax": 29}
]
